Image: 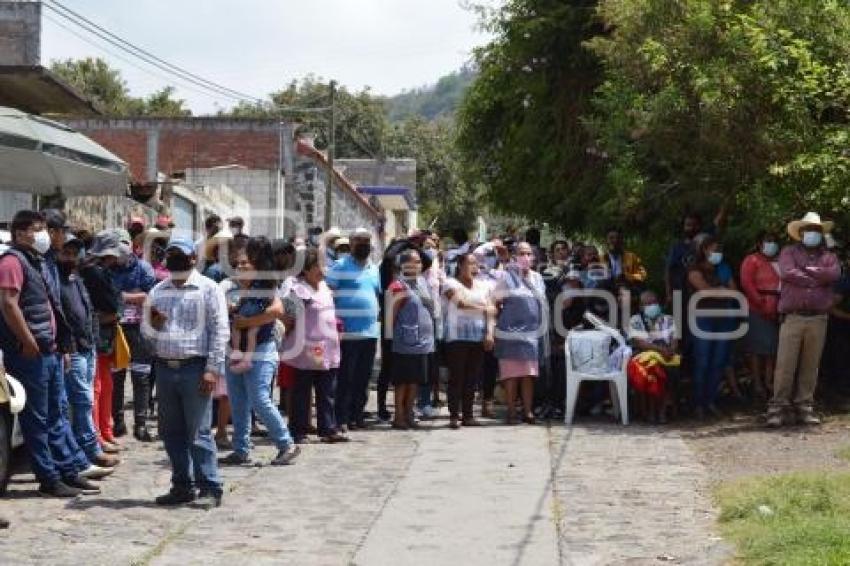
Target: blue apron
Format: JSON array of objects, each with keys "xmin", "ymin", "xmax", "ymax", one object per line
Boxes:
[
  {"xmin": 495, "ymin": 270, "xmax": 543, "ymax": 361},
  {"xmin": 392, "ymin": 277, "xmax": 436, "ymax": 355}
]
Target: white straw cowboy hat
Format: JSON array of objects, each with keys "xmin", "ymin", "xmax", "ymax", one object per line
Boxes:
[{"xmin": 787, "ymin": 212, "xmax": 834, "ymax": 242}]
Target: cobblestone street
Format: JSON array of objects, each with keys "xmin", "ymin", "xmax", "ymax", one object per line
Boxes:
[{"xmin": 0, "ymin": 401, "xmax": 730, "ymax": 566}]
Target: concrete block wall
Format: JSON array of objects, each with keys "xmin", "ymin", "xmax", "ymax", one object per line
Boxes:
[{"xmin": 0, "ymin": 0, "xmax": 40, "ymax": 66}]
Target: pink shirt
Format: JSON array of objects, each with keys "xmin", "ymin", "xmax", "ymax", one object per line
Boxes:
[
  {"xmin": 0, "ymin": 254, "xmax": 57, "ymax": 338},
  {"xmin": 282, "ymin": 279, "xmax": 341, "ymax": 370},
  {"xmin": 777, "ymin": 244, "xmax": 841, "ymax": 314},
  {"xmin": 740, "ymin": 253, "xmax": 781, "ymax": 318}
]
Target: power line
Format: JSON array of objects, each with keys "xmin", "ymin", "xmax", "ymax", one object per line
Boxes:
[
  {"xmin": 43, "ymin": 13, "xmax": 235, "ymax": 106},
  {"xmin": 42, "ymin": 0, "xmax": 261, "ymax": 103}
]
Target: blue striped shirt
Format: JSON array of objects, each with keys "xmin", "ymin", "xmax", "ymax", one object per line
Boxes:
[{"xmin": 143, "ymin": 269, "xmax": 230, "ymax": 375}]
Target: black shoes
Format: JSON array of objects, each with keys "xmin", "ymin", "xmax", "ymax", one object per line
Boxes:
[
  {"xmin": 194, "ymin": 491, "xmax": 222, "ymax": 510},
  {"xmin": 218, "ymin": 452, "xmax": 252, "ymax": 466},
  {"xmin": 39, "ymin": 480, "xmax": 82, "ymax": 498},
  {"xmin": 134, "ymin": 424, "xmax": 155, "ymax": 442},
  {"xmin": 155, "ymin": 488, "xmax": 196, "ymax": 506},
  {"xmin": 113, "ymin": 422, "xmax": 128, "ymax": 438},
  {"xmin": 270, "ymin": 445, "xmax": 301, "ymax": 466},
  {"xmin": 64, "ymin": 476, "xmax": 101, "ymax": 495}
]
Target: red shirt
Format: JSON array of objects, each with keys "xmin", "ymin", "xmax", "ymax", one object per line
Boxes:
[
  {"xmin": 0, "ymin": 254, "xmax": 57, "ymax": 338},
  {"xmin": 777, "ymin": 244, "xmax": 841, "ymax": 314},
  {"xmin": 740, "ymin": 253, "xmax": 781, "ymax": 318}
]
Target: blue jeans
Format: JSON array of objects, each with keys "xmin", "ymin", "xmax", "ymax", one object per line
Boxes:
[
  {"xmin": 335, "ymin": 338, "xmax": 378, "ymax": 426},
  {"xmin": 226, "ymin": 340, "xmax": 292, "ymax": 457},
  {"xmin": 2, "ymin": 351, "xmax": 87, "ymax": 483},
  {"xmin": 154, "ymin": 358, "xmax": 222, "ymax": 496},
  {"xmin": 64, "ymin": 349, "xmax": 101, "ymax": 460},
  {"xmin": 691, "ymin": 317, "xmax": 733, "ymax": 409}
]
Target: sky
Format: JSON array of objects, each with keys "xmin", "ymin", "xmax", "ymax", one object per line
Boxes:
[{"xmin": 40, "ymin": 0, "xmax": 496, "ymax": 115}]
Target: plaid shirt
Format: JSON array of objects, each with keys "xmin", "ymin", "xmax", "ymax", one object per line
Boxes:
[{"xmin": 143, "ymin": 269, "xmax": 229, "ymax": 375}]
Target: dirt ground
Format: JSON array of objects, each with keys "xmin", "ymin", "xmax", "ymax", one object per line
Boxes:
[{"xmin": 682, "ymin": 407, "xmax": 850, "ymax": 483}]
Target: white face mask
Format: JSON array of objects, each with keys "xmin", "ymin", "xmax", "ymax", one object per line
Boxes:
[
  {"xmin": 762, "ymin": 242, "xmax": 779, "ymax": 257},
  {"xmin": 32, "ymin": 230, "xmax": 51, "ymax": 255},
  {"xmin": 708, "ymin": 251, "xmax": 723, "ymax": 265},
  {"xmin": 802, "ymin": 231, "xmax": 822, "ymax": 248}
]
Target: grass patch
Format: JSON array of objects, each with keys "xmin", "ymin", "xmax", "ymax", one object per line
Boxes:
[
  {"xmin": 837, "ymin": 446, "xmax": 850, "ymax": 462},
  {"xmin": 716, "ymin": 472, "xmax": 850, "ymax": 565}
]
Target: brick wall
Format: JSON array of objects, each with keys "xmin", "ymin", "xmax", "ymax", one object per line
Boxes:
[{"xmin": 63, "ymin": 118, "xmax": 282, "ymax": 183}]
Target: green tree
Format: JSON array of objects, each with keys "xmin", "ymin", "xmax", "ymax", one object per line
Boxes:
[
  {"xmin": 456, "ymin": 1, "xmax": 604, "ymax": 231},
  {"xmin": 385, "ymin": 116, "xmax": 480, "ymax": 234},
  {"xmin": 50, "ymin": 57, "xmax": 191, "ymax": 117},
  {"xmin": 226, "ymin": 76, "xmax": 389, "ymax": 159}
]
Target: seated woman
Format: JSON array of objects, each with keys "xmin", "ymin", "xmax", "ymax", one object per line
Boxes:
[{"xmin": 627, "ymin": 290, "xmax": 680, "ymax": 424}]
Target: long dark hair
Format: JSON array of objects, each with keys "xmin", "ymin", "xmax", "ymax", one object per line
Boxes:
[{"xmin": 246, "ymin": 236, "xmax": 276, "ymax": 289}]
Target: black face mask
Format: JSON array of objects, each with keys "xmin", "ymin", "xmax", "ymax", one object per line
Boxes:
[
  {"xmin": 352, "ymin": 244, "xmax": 371, "ymax": 260},
  {"xmin": 57, "ymin": 259, "xmax": 76, "ymax": 276},
  {"xmin": 165, "ymin": 255, "xmax": 192, "ymax": 273}
]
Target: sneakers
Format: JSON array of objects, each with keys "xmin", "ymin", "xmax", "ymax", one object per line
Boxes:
[
  {"xmin": 270, "ymin": 444, "xmax": 301, "ymax": 466},
  {"xmin": 218, "ymin": 451, "xmax": 252, "ymax": 466},
  {"xmin": 79, "ymin": 465, "xmax": 114, "ymax": 480},
  {"xmin": 39, "ymin": 480, "xmax": 82, "ymax": 498},
  {"xmin": 93, "ymin": 453, "xmax": 121, "ymax": 468},
  {"xmin": 155, "ymin": 488, "xmax": 196, "ymax": 506},
  {"xmin": 797, "ymin": 409, "xmax": 821, "ymax": 426},
  {"xmin": 64, "ymin": 476, "xmax": 101, "ymax": 495},
  {"xmin": 194, "ymin": 491, "xmax": 222, "ymax": 510},
  {"xmin": 766, "ymin": 410, "xmax": 784, "ymax": 428},
  {"xmin": 100, "ymin": 441, "xmax": 121, "ymax": 454}
]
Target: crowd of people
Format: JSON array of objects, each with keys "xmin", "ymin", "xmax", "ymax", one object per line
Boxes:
[{"xmin": 1, "ymin": 204, "xmax": 847, "ymax": 508}]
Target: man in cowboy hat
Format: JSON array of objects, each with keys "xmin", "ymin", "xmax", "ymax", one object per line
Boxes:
[{"xmin": 767, "ymin": 212, "xmax": 841, "ymax": 427}]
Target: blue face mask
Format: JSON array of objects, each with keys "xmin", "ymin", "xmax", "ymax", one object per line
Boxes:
[
  {"xmin": 643, "ymin": 303, "xmax": 662, "ymax": 319},
  {"xmin": 761, "ymin": 242, "xmax": 779, "ymax": 257},
  {"xmin": 423, "ymin": 248, "xmax": 436, "ymax": 261},
  {"xmin": 708, "ymin": 251, "xmax": 723, "ymax": 265},
  {"xmin": 802, "ymin": 231, "xmax": 822, "ymax": 248}
]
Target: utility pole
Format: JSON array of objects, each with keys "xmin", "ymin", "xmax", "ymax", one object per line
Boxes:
[{"xmin": 324, "ymin": 80, "xmax": 337, "ymax": 230}]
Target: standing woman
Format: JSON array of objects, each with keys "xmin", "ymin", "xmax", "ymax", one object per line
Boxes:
[
  {"xmin": 687, "ymin": 235, "xmax": 738, "ymax": 419},
  {"xmin": 283, "ymin": 249, "xmax": 347, "ymax": 443},
  {"xmin": 443, "ymin": 253, "xmax": 494, "ymax": 428},
  {"xmin": 492, "ymin": 242, "xmax": 546, "ymax": 425},
  {"xmin": 219, "ymin": 237, "xmax": 300, "ymax": 466},
  {"xmin": 740, "ymin": 231, "xmax": 782, "ymax": 400},
  {"xmin": 388, "ymin": 249, "xmax": 435, "ymax": 430}
]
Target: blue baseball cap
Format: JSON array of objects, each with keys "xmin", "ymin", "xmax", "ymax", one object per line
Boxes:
[{"xmin": 166, "ymin": 236, "xmax": 196, "ymax": 256}]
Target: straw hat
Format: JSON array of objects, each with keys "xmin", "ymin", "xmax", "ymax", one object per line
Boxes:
[{"xmin": 787, "ymin": 212, "xmax": 834, "ymax": 241}]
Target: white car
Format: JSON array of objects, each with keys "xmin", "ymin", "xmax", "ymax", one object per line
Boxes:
[{"xmin": 1, "ymin": 358, "xmax": 26, "ymax": 495}]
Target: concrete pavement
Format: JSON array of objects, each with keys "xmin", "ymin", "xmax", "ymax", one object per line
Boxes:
[{"xmin": 0, "ymin": 413, "xmax": 729, "ymax": 565}]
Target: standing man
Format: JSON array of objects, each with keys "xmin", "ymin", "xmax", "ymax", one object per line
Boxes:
[
  {"xmin": 0, "ymin": 210, "xmax": 106, "ymax": 497},
  {"xmin": 144, "ymin": 236, "xmax": 228, "ymax": 508},
  {"xmin": 111, "ymin": 229, "xmax": 158, "ymax": 441},
  {"xmin": 57, "ymin": 233, "xmax": 119, "ymax": 468},
  {"xmin": 601, "ymin": 227, "xmax": 647, "ymax": 291},
  {"xmin": 767, "ymin": 213, "xmax": 840, "ymax": 427},
  {"xmin": 227, "ymin": 216, "xmax": 245, "ymax": 237},
  {"xmin": 326, "ymin": 228, "xmax": 381, "ymax": 430}
]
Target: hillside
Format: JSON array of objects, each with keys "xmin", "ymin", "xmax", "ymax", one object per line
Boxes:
[{"xmin": 386, "ymin": 67, "xmax": 476, "ymax": 122}]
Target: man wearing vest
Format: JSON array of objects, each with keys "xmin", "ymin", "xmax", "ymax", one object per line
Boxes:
[{"xmin": 0, "ymin": 210, "xmax": 108, "ymax": 496}]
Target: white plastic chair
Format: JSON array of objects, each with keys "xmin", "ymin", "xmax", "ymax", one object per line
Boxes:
[{"xmin": 564, "ymin": 313, "xmax": 630, "ymax": 425}]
